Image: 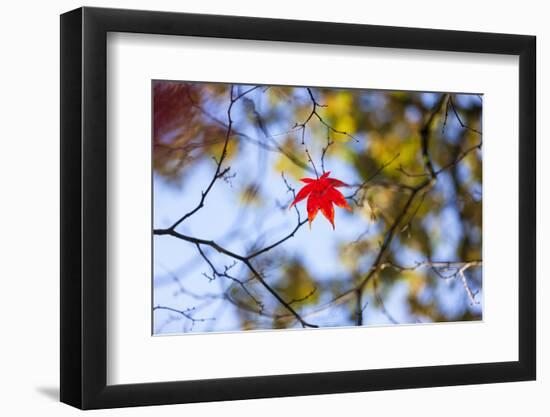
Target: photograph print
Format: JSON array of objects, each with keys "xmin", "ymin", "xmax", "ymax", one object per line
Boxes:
[{"xmin": 152, "ymin": 81, "xmax": 483, "ymax": 335}]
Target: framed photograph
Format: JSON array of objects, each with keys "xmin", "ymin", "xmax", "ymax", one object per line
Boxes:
[{"xmin": 60, "ymin": 6, "xmax": 536, "ymax": 409}]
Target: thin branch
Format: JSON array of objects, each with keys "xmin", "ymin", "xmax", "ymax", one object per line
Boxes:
[
  {"xmin": 449, "ymin": 95, "xmax": 482, "ymax": 135},
  {"xmin": 195, "ymin": 244, "xmax": 264, "ymax": 310},
  {"xmin": 157, "ymin": 264, "xmax": 221, "ymax": 300},
  {"xmin": 288, "ymin": 287, "xmax": 318, "ymax": 305},
  {"xmin": 232, "ymin": 85, "xmax": 260, "ymax": 102},
  {"xmin": 155, "ymin": 228, "xmax": 246, "ymax": 260},
  {"xmin": 273, "ymin": 259, "xmax": 482, "ymax": 321},
  {"xmin": 401, "ymin": 190, "xmax": 427, "ymax": 233},
  {"xmin": 458, "ymin": 264, "xmax": 481, "ymax": 305},
  {"xmin": 304, "ymin": 147, "xmax": 319, "ymax": 178},
  {"xmin": 435, "ymin": 141, "xmax": 482, "ymax": 175},
  {"xmin": 246, "ymin": 219, "xmax": 308, "ymax": 259},
  {"xmin": 153, "ymin": 305, "xmax": 215, "ymax": 327},
  {"xmin": 185, "ymin": 87, "xmax": 313, "ymax": 173},
  {"xmin": 321, "ymin": 129, "xmax": 334, "ymax": 174},
  {"xmin": 420, "ymin": 94, "xmax": 447, "ymax": 178},
  {"xmin": 168, "ymin": 85, "xmax": 258, "ymax": 230},
  {"xmin": 351, "ymin": 94, "xmax": 447, "ymax": 318},
  {"xmin": 397, "ymin": 164, "xmax": 430, "ymax": 178},
  {"xmin": 243, "ymin": 260, "xmax": 318, "ymax": 328},
  {"xmin": 373, "ymin": 277, "xmax": 399, "ymax": 324},
  {"xmin": 154, "ymin": 221, "xmax": 314, "ymax": 326},
  {"xmin": 293, "ymin": 87, "xmax": 358, "ymax": 144},
  {"xmin": 346, "ymin": 153, "xmax": 401, "ymax": 203},
  {"xmin": 359, "ymin": 182, "xmax": 428, "ymax": 293},
  {"xmin": 307, "ymin": 87, "xmax": 357, "ymax": 142},
  {"xmin": 354, "ymin": 289, "xmax": 363, "ymax": 325},
  {"xmin": 381, "ymin": 260, "xmax": 481, "ymax": 304},
  {"xmin": 281, "ymin": 172, "xmax": 301, "ymax": 219},
  {"xmin": 381, "ymin": 260, "xmax": 482, "ymax": 273}
]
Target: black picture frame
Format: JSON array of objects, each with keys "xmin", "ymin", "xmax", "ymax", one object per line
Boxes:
[{"xmin": 60, "ymin": 6, "xmax": 536, "ymax": 410}]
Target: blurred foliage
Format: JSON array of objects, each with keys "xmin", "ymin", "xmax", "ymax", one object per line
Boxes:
[{"xmin": 153, "ymin": 81, "xmax": 483, "ymax": 332}]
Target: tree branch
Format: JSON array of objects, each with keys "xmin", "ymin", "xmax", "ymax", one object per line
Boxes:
[
  {"xmin": 184, "ymin": 86, "xmax": 314, "ymax": 174},
  {"xmin": 448, "ymin": 95, "xmax": 482, "ymax": 135},
  {"xmin": 346, "ymin": 153, "xmax": 401, "ymax": 204},
  {"xmin": 153, "ymin": 305, "xmax": 215, "ymax": 330},
  {"xmin": 351, "ymin": 94, "xmax": 447, "ymax": 319},
  {"xmin": 168, "ymin": 85, "xmax": 259, "ymax": 230}
]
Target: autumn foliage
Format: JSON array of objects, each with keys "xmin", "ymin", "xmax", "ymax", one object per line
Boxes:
[{"xmin": 153, "ymin": 81, "xmax": 483, "ymax": 334}]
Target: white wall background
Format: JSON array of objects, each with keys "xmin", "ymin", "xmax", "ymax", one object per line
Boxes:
[{"xmin": 0, "ymin": 0, "xmax": 545, "ymax": 415}]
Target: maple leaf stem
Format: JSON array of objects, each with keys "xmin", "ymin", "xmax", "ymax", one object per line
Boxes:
[
  {"xmin": 320, "ymin": 132, "xmax": 334, "ymax": 174},
  {"xmin": 304, "ymin": 147, "xmax": 319, "ymax": 178}
]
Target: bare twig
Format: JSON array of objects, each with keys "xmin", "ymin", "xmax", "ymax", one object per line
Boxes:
[
  {"xmin": 185, "ymin": 87, "xmax": 313, "ymax": 173},
  {"xmin": 397, "ymin": 164, "xmax": 430, "ymax": 178},
  {"xmin": 168, "ymin": 85, "xmax": 258, "ymax": 230},
  {"xmin": 448, "ymin": 95, "xmax": 482, "ymax": 135},
  {"xmin": 293, "ymin": 87, "xmax": 358, "ymax": 144},
  {"xmin": 435, "ymin": 141, "xmax": 482, "ymax": 175},
  {"xmin": 154, "ymin": 226, "xmax": 315, "ymax": 326},
  {"xmin": 321, "ymin": 129, "xmax": 334, "ymax": 174},
  {"xmin": 288, "ymin": 287, "xmax": 318, "ymax": 305},
  {"xmin": 380, "ymin": 260, "xmax": 481, "ymax": 304},
  {"xmin": 304, "ymin": 147, "xmax": 319, "ymax": 178},
  {"xmin": 349, "ymin": 94, "xmax": 447, "ymax": 318},
  {"xmin": 243, "ymin": 259, "xmax": 318, "ymax": 328},
  {"xmin": 346, "ymin": 153, "xmax": 401, "ymax": 204},
  {"xmin": 457, "ymin": 264, "xmax": 481, "ymax": 305},
  {"xmin": 195, "ymin": 244, "xmax": 264, "ymax": 310},
  {"xmin": 153, "ymin": 305, "xmax": 215, "ymax": 328},
  {"xmin": 420, "ymin": 94, "xmax": 447, "ymax": 178},
  {"xmin": 273, "ymin": 259, "xmax": 482, "ymax": 322},
  {"xmin": 355, "ymin": 289, "xmax": 364, "ymax": 325},
  {"xmin": 373, "ymin": 277, "xmax": 399, "ymax": 324}
]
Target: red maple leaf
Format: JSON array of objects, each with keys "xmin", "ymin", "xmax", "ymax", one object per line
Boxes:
[{"xmin": 289, "ymin": 171, "xmax": 352, "ymax": 229}]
